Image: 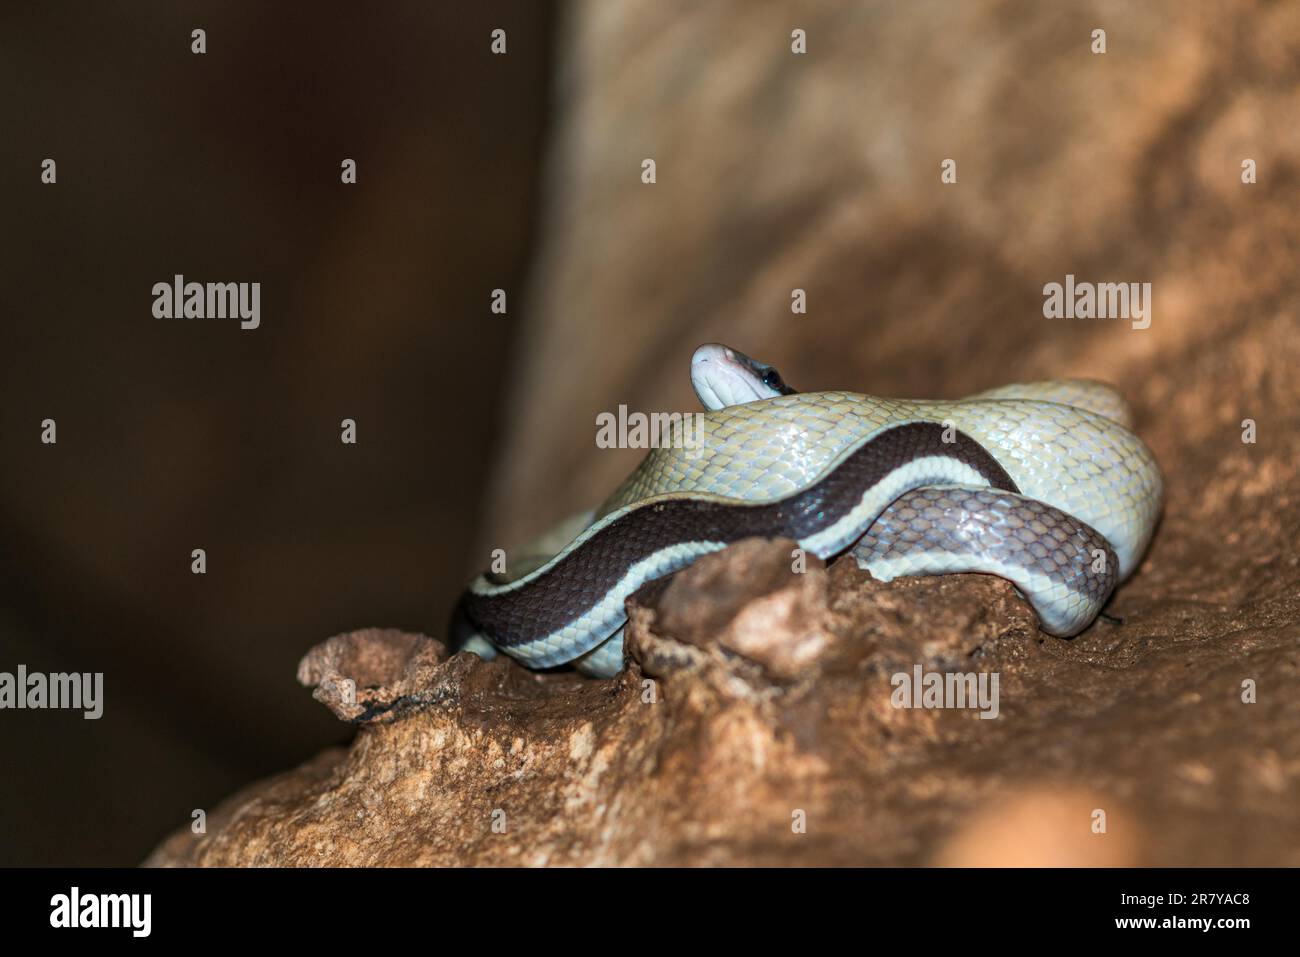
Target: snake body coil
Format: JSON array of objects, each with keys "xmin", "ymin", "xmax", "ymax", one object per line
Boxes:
[{"xmin": 455, "ymin": 349, "xmax": 1163, "ymax": 678}]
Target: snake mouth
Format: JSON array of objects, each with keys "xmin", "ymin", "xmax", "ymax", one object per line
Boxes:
[{"xmin": 691, "ymin": 343, "xmax": 790, "ymax": 409}]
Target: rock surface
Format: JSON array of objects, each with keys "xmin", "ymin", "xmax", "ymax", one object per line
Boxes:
[
  {"xmin": 149, "ymin": 538, "xmax": 1297, "ymax": 867},
  {"xmin": 150, "ymin": 0, "xmax": 1300, "ymax": 866}
]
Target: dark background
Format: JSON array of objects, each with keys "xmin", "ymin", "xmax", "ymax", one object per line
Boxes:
[{"xmin": 0, "ymin": 2, "xmax": 555, "ymax": 865}]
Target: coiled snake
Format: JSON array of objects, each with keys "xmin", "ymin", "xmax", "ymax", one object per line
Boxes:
[{"xmin": 454, "ymin": 344, "xmax": 1163, "ymax": 678}]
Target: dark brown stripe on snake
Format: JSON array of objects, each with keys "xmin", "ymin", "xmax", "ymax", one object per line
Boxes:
[{"xmin": 460, "ymin": 422, "xmax": 1019, "ymax": 650}]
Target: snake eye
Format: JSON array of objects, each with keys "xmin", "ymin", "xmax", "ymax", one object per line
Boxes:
[{"xmin": 761, "ymin": 367, "xmax": 785, "ymax": 390}]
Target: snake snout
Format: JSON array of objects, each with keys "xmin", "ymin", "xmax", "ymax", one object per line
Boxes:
[{"xmin": 691, "ymin": 342, "xmax": 785, "ymax": 410}]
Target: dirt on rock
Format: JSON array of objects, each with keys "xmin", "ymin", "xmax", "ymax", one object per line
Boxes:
[{"xmin": 149, "ymin": 535, "xmax": 1298, "ymax": 867}]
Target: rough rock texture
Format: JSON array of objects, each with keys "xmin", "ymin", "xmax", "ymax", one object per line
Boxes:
[
  {"xmin": 151, "ymin": 0, "xmax": 1300, "ymax": 865},
  {"xmin": 149, "ymin": 537, "xmax": 1295, "ymax": 866}
]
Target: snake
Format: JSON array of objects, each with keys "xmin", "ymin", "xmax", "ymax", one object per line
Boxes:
[{"xmin": 453, "ymin": 344, "xmax": 1163, "ymax": 678}]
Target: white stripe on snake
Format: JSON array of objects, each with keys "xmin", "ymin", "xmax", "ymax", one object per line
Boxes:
[{"xmin": 454, "ymin": 344, "xmax": 1163, "ymax": 678}]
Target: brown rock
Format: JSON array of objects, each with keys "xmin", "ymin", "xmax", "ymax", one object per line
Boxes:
[
  {"xmin": 636, "ymin": 537, "xmax": 832, "ymax": 681},
  {"xmin": 297, "ymin": 628, "xmax": 449, "ymax": 723},
  {"xmin": 147, "ymin": 531, "xmax": 1300, "ymax": 866}
]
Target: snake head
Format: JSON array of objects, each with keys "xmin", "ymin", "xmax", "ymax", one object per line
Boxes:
[{"xmin": 691, "ymin": 343, "xmax": 797, "ymax": 410}]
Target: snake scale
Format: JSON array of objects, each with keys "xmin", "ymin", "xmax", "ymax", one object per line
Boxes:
[{"xmin": 453, "ymin": 345, "xmax": 1163, "ymax": 678}]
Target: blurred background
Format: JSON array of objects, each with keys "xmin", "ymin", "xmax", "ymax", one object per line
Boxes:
[
  {"xmin": 0, "ymin": 1, "xmax": 555, "ymax": 864},
  {"xmin": 4, "ymin": 0, "xmax": 1299, "ymax": 865}
]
